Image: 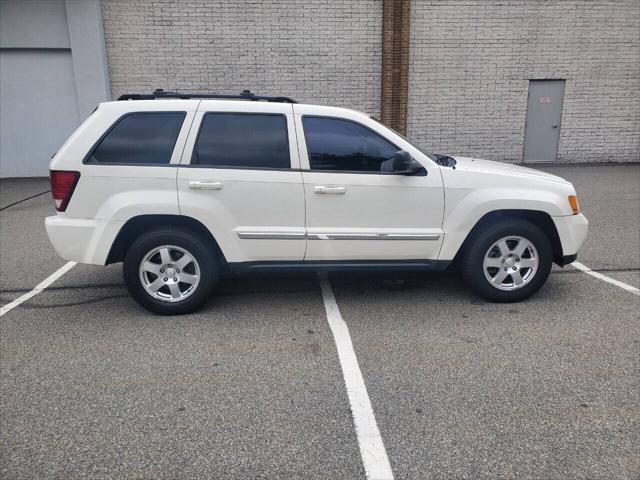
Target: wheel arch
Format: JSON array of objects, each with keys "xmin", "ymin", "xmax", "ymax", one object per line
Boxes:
[
  {"xmin": 452, "ymin": 209, "xmax": 563, "ymax": 266},
  {"xmin": 106, "ymin": 214, "xmax": 226, "ymax": 265}
]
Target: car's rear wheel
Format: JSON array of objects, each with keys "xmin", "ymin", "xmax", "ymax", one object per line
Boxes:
[
  {"xmin": 123, "ymin": 229, "xmax": 218, "ymax": 314},
  {"xmin": 460, "ymin": 220, "xmax": 552, "ymax": 302}
]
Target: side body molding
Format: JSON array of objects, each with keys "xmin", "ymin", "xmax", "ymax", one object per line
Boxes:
[{"xmin": 235, "ymin": 231, "xmax": 440, "ymax": 241}]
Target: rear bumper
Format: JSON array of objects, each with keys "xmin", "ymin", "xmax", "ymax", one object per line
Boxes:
[
  {"xmin": 45, "ymin": 215, "xmax": 122, "ymax": 265},
  {"xmin": 552, "ymin": 213, "xmax": 588, "ymax": 258}
]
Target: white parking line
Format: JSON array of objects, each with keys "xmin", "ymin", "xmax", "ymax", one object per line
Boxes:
[
  {"xmin": 318, "ymin": 272, "xmax": 394, "ymax": 480},
  {"xmin": 572, "ymin": 261, "xmax": 640, "ymax": 296},
  {"xmin": 0, "ymin": 261, "xmax": 76, "ymax": 317}
]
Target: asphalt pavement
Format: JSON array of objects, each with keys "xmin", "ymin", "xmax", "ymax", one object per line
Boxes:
[{"xmin": 0, "ymin": 164, "xmax": 638, "ymax": 479}]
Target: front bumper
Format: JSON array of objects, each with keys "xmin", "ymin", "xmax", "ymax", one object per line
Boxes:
[
  {"xmin": 45, "ymin": 215, "xmax": 123, "ymax": 265},
  {"xmin": 552, "ymin": 213, "xmax": 589, "ymax": 259}
]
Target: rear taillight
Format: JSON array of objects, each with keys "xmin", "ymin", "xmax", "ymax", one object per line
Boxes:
[{"xmin": 49, "ymin": 170, "xmax": 80, "ymax": 212}]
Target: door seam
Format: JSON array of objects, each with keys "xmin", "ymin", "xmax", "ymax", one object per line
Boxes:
[
  {"xmin": 291, "ymin": 109, "xmax": 309, "ymax": 260},
  {"xmin": 175, "ymin": 102, "xmax": 201, "ymax": 215}
]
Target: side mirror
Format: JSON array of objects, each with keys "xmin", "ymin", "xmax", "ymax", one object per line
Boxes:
[{"xmin": 392, "ymin": 151, "xmax": 425, "ymax": 175}]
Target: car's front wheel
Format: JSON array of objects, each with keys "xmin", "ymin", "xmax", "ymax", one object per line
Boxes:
[
  {"xmin": 123, "ymin": 229, "xmax": 218, "ymax": 314},
  {"xmin": 460, "ymin": 220, "xmax": 553, "ymax": 302}
]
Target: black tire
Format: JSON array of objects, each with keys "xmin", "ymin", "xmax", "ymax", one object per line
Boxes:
[
  {"xmin": 460, "ymin": 219, "xmax": 553, "ymax": 302},
  {"xmin": 123, "ymin": 229, "xmax": 218, "ymax": 315}
]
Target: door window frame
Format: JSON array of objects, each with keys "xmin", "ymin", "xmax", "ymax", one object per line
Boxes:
[
  {"xmin": 300, "ymin": 115, "xmax": 405, "ymax": 175},
  {"xmin": 190, "ymin": 112, "xmax": 292, "ymax": 171},
  {"xmin": 293, "ymin": 106, "xmax": 437, "ymax": 174},
  {"xmin": 180, "ymin": 104, "xmax": 301, "ymax": 171}
]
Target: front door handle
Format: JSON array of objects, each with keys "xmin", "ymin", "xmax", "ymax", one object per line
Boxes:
[
  {"xmin": 314, "ymin": 185, "xmax": 346, "ymax": 194},
  {"xmin": 188, "ymin": 181, "xmax": 223, "ymax": 190}
]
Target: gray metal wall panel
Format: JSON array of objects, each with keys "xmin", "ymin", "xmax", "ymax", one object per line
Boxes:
[
  {"xmin": 0, "ymin": 0, "xmax": 110, "ymax": 177},
  {"xmin": 65, "ymin": 0, "xmax": 111, "ymax": 118},
  {"xmin": 0, "ymin": 0, "xmax": 70, "ymax": 49},
  {"xmin": 0, "ymin": 50, "xmax": 80, "ymax": 177}
]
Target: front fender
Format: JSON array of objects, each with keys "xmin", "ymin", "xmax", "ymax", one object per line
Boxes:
[{"xmin": 438, "ymin": 187, "xmax": 569, "ymax": 260}]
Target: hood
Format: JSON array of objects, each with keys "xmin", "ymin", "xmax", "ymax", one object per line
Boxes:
[{"xmin": 451, "ymin": 156, "xmax": 570, "ymax": 185}]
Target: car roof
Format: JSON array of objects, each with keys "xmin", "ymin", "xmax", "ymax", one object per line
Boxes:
[{"xmin": 99, "ymin": 98, "xmax": 370, "ymax": 119}]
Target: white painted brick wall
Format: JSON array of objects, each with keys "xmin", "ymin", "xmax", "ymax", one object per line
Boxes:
[
  {"xmin": 101, "ymin": 0, "xmax": 382, "ymax": 116},
  {"xmin": 102, "ymin": 0, "xmax": 639, "ymax": 163},
  {"xmin": 408, "ymin": 0, "xmax": 639, "ymax": 163}
]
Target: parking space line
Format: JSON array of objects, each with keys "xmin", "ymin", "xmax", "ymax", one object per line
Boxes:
[
  {"xmin": 571, "ymin": 261, "xmax": 639, "ymax": 296},
  {"xmin": 318, "ymin": 272, "xmax": 394, "ymax": 480},
  {"xmin": 0, "ymin": 261, "xmax": 76, "ymax": 317}
]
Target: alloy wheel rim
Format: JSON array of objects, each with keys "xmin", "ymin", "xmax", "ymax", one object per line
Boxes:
[
  {"xmin": 483, "ymin": 236, "xmax": 539, "ymax": 291},
  {"xmin": 139, "ymin": 245, "xmax": 200, "ymax": 302}
]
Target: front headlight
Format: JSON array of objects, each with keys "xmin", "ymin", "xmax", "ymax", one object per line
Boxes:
[{"xmin": 568, "ymin": 195, "xmax": 580, "ymax": 215}]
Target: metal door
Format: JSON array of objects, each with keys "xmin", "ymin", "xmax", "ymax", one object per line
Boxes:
[
  {"xmin": 293, "ymin": 104, "xmax": 444, "ymax": 261},
  {"xmin": 523, "ymin": 80, "xmax": 565, "ymax": 162},
  {"xmin": 177, "ymin": 101, "xmax": 307, "ymax": 263}
]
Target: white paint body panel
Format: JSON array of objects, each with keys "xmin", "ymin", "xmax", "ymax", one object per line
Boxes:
[
  {"xmin": 438, "ymin": 156, "xmax": 585, "ymax": 260},
  {"xmin": 176, "ymin": 101, "xmax": 306, "ymax": 262},
  {"xmin": 294, "ymin": 104, "xmax": 444, "ymax": 260},
  {"xmin": 45, "ymin": 216, "xmax": 121, "ymax": 264},
  {"xmin": 46, "ymin": 100, "xmax": 199, "ymax": 264},
  {"xmin": 552, "ymin": 213, "xmax": 589, "ymax": 256},
  {"xmin": 46, "ymin": 99, "xmax": 588, "ymax": 268}
]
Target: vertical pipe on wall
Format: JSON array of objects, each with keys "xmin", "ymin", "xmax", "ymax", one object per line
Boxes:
[{"xmin": 380, "ymin": 0, "xmax": 410, "ymax": 135}]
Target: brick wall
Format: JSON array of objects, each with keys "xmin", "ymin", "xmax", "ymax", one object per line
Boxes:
[
  {"xmin": 102, "ymin": 0, "xmax": 639, "ymax": 164},
  {"xmin": 102, "ymin": 0, "xmax": 382, "ymax": 116},
  {"xmin": 408, "ymin": 0, "xmax": 640, "ymax": 163}
]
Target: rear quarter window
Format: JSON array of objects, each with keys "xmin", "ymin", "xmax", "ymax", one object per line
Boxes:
[{"xmin": 86, "ymin": 112, "xmax": 185, "ymax": 165}]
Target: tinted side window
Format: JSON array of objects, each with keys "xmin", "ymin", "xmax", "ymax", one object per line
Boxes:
[
  {"xmin": 88, "ymin": 112, "xmax": 185, "ymax": 164},
  {"xmin": 303, "ymin": 117, "xmax": 398, "ymax": 172},
  {"xmin": 193, "ymin": 113, "xmax": 290, "ymax": 169}
]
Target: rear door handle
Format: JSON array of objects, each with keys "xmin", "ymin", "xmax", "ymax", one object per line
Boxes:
[
  {"xmin": 188, "ymin": 181, "xmax": 223, "ymax": 190},
  {"xmin": 314, "ymin": 185, "xmax": 346, "ymax": 194}
]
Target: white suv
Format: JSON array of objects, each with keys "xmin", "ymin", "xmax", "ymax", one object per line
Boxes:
[{"xmin": 46, "ymin": 90, "xmax": 588, "ymax": 314}]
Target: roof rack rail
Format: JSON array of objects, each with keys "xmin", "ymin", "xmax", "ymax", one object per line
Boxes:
[{"xmin": 117, "ymin": 89, "xmax": 298, "ymax": 103}]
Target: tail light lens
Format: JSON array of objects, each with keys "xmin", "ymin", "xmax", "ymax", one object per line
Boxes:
[{"xmin": 49, "ymin": 170, "xmax": 80, "ymax": 212}]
